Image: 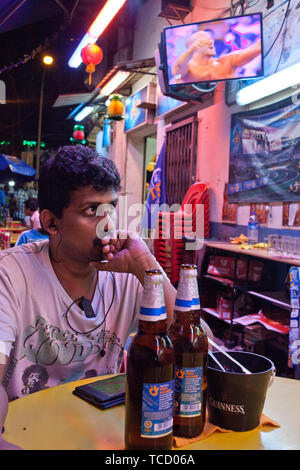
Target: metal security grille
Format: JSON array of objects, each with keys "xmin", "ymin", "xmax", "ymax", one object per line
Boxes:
[{"xmin": 165, "ymin": 116, "xmax": 198, "ymax": 207}]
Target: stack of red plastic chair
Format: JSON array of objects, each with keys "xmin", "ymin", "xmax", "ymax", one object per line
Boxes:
[{"xmin": 154, "ymin": 182, "xmax": 210, "ymax": 286}]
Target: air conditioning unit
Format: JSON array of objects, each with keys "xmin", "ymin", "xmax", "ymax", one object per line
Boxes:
[{"xmin": 159, "ymin": 0, "xmax": 192, "ymax": 20}]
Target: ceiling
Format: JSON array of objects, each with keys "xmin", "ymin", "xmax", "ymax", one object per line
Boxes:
[{"xmin": 0, "ymin": 0, "xmax": 131, "ymax": 155}]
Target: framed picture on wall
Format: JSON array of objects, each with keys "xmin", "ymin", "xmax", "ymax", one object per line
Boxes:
[
  {"xmin": 282, "ymin": 202, "xmax": 300, "ymax": 227},
  {"xmin": 222, "ymin": 184, "xmax": 238, "ymax": 224}
]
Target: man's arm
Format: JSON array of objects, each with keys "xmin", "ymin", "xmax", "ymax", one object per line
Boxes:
[
  {"xmin": 90, "ymin": 231, "xmax": 213, "ymax": 338},
  {"xmin": 172, "ymin": 43, "xmax": 199, "ymax": 81},
  {"xmin": 228, "ymin": 39, "xmax": 261, "ymax": 69},
  {"xmin": 0, "ymin": 356, "xmax": 21, "ymax": 450}
]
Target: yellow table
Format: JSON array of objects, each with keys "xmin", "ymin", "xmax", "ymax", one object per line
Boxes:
[
  {"xmin": 3, "ymin": 375, "xmax": 300, "ymax": 450},
  {"xmin": 0, "ymin": 225, "xmax": 28, "ymax": 245}
]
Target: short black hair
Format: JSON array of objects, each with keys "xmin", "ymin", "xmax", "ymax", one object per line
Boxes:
[
  {"xmin": 25, "ymin": 198, "xmax": 39, "ymax": 212},
  {"xmin": 38, "ymin": 145, "xmax": 121, "ymax": 218}
]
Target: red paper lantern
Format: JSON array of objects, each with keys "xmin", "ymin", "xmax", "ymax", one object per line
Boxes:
[
  {"xmin": 70, "ymin": 125, "xmax": 85, "ymax": 144},
  {"xmin": 81, "ymin": 43, "xmax": 103, "ymax": 85},
  {"xmin": 73, "ymin": 130, "xmax": 85, "ymax": 141}
]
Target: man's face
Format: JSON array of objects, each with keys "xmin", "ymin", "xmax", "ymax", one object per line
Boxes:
[
  {"xmin": 54, "ymin": 185, "xmax": 118, "ymax": 265},
  {"xmin": 28, "ymin": 372, "xmax": 40, "ymax": 387}
]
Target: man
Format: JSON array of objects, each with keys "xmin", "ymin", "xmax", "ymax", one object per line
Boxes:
[
  {"xmin": 172, "ymin": 30, "xmax": 261, "ymax": 83},
  {"xmin": 14, "ymin": 184, "xmax": 28, "ymax": 222},
  {"xmin": 0, "ymin": 145, "xmax": 211, "ymax": 450}
]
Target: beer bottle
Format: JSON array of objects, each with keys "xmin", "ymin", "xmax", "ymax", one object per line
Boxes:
[
  {"xmin": 125, "ymin": 269, "xmax": 175, "ymax": 450},
  {"xmin": 168, "ymin": 264, "xmax": 208, "ymax": 438}
]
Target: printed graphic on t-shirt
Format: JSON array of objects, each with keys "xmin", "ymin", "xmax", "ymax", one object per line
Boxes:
[
  {"xmin": 4, "ymin": 315, "xmax": 125, "ymax": 399},
  {"xmin": 21, "ymin": 315, "xmax": 123, "ymax": 366}
]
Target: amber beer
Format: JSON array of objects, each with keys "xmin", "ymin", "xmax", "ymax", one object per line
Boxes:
[
  {"xmin": 125, "ymin": 269, "xmax": 175, "ymax": 450},
  {"xmin": 168, "ymin": 264, "xmax": 208, "ymax": 437}
]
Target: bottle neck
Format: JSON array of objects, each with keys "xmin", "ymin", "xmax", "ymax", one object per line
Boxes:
[
  {"xmin": 138, "ymin": 319, "xmax": 168, "ymax": 334},
  {"xmin": 174, "ymin": 308, "xmax": 201, "ymax": 325},
  {"xmin": 175, "ymin": 267, "xmax": 200, "ymax": 312},
  {"xmin": 139, "ymin": 272, "xmax": 166, "ymax": 323}
]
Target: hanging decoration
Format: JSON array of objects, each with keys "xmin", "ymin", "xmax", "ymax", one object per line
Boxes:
[
  {"xmin": 70, "ymin": 125, "xmax": 85, "ymax": 144},
  {"xmin": 80, "ymin": 43, "xmax": 103, "ymax": 85},
  {"xmin": 107, "ymin": 94, "xmax": 124, "ymax": 121}
]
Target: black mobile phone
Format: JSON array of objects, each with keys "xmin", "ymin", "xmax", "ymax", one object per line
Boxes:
[{"xmin": 73, "ymin": 374, "xmax": 126, "ymax": 409}]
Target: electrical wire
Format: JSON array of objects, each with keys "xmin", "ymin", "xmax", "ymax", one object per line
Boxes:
[
  {"xmin": 273, "ymin": 0, "xmax": 291, "ymax": 72},
  {"xmin": 64, "ymin": 272, "xmax": 116, "ymax": 336},
  {"xmin": 246, "ymin": 0, "xmax": 261, "ymax": 7},
  {"xmin": 263, "ymin": 0, "xmax": 290, "ymax": 59},
  {"xmin": 192, "ymin": 83, "xmax": 219, "ymax": 93}
]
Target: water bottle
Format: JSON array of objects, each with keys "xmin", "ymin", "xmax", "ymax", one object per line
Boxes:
[{"xmin": 247, "ymin": 211, "xmax": 258, "ymax": 245}]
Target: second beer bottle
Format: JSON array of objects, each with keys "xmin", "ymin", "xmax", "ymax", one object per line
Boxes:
[
  {"xmin": 168, "ymin": 264, "xmax": 208, "ymax": 438},
  {"xmin": 125, "ymin": 269, "xmax": 175, "ymax": 450}
]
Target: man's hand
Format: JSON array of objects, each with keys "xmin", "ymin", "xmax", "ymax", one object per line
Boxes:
[
  {"xmin": 0, "ymin": 436, "xmax": 22, "ymax": 450},
  {"xmin": 90, "ymin": 230, "xmax": 177, "ymax": 325},
  {"xmin": 0, "ymin": 380, "xmax": 22, "ymax": 450},
  {"xmin": 90, "ymin": 231, "xmax": 152, "ymax": 281}
]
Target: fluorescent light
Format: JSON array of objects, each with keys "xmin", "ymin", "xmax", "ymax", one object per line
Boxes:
[
  {"xmin": 74, "ymin": 106, "xmax": 94, "ymax": 122},
  {"xmin": 68, "ymin": 34, "xmax": 93, "ymax": 69},
  {"xmin": 68, "ymin": 0, "xmax": 127, "ymax": 69},
  {"xmin": 100, "ymin": 70, "xmax": 130, "ymax": 96},
  {"xmin": 236, "ymin": 62, "xmax": 300, "ymax": 106}
]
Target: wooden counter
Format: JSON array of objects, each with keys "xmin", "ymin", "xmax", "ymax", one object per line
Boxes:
[{"xmin": 205, "ymin": 240, "xmax": 300, "ymax": 267}]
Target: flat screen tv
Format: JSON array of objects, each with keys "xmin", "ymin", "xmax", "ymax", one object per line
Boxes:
[{"xmin": 163, "ymin": 13, "xmax": 263, "ymax": 86}]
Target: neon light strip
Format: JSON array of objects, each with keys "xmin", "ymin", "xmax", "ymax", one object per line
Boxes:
[
  {"xmin": 74, "ymin": 106, "xmax": 94, "ymax": 121},
  {"xmin": 68, "ymin": 0, "xmax": 126, "ymax": 68},
  {"xmin": 100, "ymin": 70, "xmax": 130, "ymax": 96}
]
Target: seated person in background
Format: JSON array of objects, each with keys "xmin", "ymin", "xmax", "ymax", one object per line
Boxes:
[
  {"xmin": 15, "ymin": 228, "xmax": 49, "ymax": 246},
  {"xmin": 24, "ymin": 198, "xmax": 41, "ymax": 230}
]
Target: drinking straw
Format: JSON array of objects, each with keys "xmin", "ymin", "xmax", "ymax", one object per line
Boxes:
[
  {"xmin": 208, "ymin": 351, "xmax": 226, "ymax": 372},
  {"xmin": 208, "ymin": 338, "xmax": 252, "ymax": 375}
]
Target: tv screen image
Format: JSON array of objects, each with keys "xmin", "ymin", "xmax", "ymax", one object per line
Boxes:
[{"xmin": 164, "ymin": 13, "xmax": 263, "ymax": 86}]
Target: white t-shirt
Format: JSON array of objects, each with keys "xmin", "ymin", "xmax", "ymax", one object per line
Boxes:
[{"xmin": 0, "ymin": 240, "xmax": 143, "ymax": 401}]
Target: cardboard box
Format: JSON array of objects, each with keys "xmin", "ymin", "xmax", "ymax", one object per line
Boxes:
[
  {"xmin": 207, "ymin": 255, "xmax": 264, "ymax": 282},
  {"xmin": 216, "ymin": 295, "xmax": 232, "ymax": 321}
]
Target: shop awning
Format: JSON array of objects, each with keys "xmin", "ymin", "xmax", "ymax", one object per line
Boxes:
[{"xmin": 0, "ymin": 153, "xmax": 36, "ymax": 182}]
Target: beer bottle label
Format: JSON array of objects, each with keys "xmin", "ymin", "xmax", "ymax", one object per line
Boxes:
[
  {"xmin": 141, "ymin": 380, "xmax": 175, "ymax": 438},
  {"xmin": 139, "ymin": 275, "xmax": 167, "ymax": 322},
  {"xmin": 191, "ymin": 273, "xmax": 201, "ymax": 310},
  {"xmin": 175, "ymin": 271, "xmax": 194, "ymax": 312},
  {"xmin": 174, "ymin": 366, "xmax": 203, "ymax": 417}
]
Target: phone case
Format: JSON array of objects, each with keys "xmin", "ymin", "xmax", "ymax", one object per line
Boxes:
[{"xmin": 73, "ymin": 374, "xmax": 126, "ymax": 409}]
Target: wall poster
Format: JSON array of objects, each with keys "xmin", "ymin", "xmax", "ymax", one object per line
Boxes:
[{"xmin": 228, "ymin": 98, "xmax": 300, "ymax": 203}]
